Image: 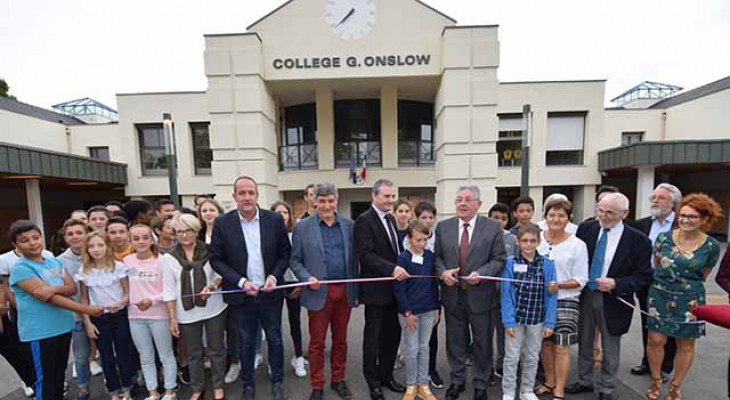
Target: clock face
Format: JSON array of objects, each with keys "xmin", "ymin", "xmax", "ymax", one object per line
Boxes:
[{"xmin": 325, "ymin": 0, "xmax": 376, "ymax": 40}]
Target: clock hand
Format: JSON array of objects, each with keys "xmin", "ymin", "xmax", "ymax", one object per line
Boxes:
[{"xmin": 336, "ymin": 7, "xmax": 355, "ymax": 26}]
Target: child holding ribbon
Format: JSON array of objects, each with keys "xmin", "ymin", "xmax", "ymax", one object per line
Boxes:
[{"xmin": 501, "ymin": 224, "xmax": 558, "ymax": 400}]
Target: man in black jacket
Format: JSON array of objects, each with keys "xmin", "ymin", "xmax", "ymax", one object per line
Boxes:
[
  {"xmin": 627, "ymin": 183, "xmax": 682, "ymax": 380},
  {"xmin": 210, "ymin": 176, "xmax": 291, "ymax": 400},
  {"xmin": 566, "ymin": 192, "xmax": 652, "ymax": 400},
  {"xmin": 354, "ymin": 179, "xmax": 408, "ymax": 400}
]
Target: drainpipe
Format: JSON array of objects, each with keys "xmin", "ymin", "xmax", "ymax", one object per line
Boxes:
[
  {"xmin": 65, "ymin": 126, "xmax": 72, "ymax": 153},
  {"xmin": 660, "ymin": 112, "xmax": 667, "ymax": 140}
]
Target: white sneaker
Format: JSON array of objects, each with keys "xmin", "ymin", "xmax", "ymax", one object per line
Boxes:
[
  {"xmin": 502, "ymin": 396, "xmax": 515, "ymax": 400},
  {"xmin": 224, "ymin": 362, "xmax": 241, "ymax": 384},
  {"xmin": 72, "ymin": 363, "xmax": 78, "ymax": 379},
  {"xmin": 204, "ymin": 359, "xmax": 211, "ymax": 370},
  {"xmin": 291, "ymin": 356, "xmax": 307, "ymax": 378},
  {"xmin": 519, "ymin": 392, "xmax": 539, "ymax": 400},
  {"xmin": 90, "ymin": 360, "xmax": 103, "ymax": 376},
  {"xmin": 161, "ymin": 394, "xmax": 177, "ymax": 400},
  {"xmin": 254, "ymin": 353, "xmax": 263, "ymax": 370},
  {"xmin": 21, "ymin": 383, "xmax": 34, "ymax": 398}
]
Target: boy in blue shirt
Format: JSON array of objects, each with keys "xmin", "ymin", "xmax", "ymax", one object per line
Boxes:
[{"xmin": 501, "ymin": 224, "xmax": 558, "ymax": 400}]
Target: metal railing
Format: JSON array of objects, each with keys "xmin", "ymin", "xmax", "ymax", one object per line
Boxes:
[
  {"xmin": 334, "ymin": 141, "xmax": 382, "ymax": 167},
  {"xmin": 279, "ymin": 143, "xmax": 318, "ymax": 171},
  {"xmin": 398, "ymin": 140, "xmax": 435, "ymax": 166}
]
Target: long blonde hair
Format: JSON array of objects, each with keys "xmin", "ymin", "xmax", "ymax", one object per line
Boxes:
[{"xmin": 81, "ymin": 231, "xmax": 115, "ymax": 274}]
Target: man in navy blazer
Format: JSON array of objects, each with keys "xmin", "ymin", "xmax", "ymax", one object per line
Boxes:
[
  {"xmin": 290, "ymin": 182, "xmax": 358, "ymax": 400},
  {"xmin": 566, "ymin": 193, "xmax": 652, "ymax": 400},
  {"xmin": 210, "ymin": 176, "xmax": 291, "ymax": 400}
]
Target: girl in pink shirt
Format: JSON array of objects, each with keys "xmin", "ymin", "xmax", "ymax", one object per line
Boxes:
[{"xmin": 124, "ymin": 224, "xmax": 178, "ymax": 400}]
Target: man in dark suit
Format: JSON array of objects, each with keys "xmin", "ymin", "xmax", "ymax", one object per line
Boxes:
[
  {"xmin": 210, "ymin": 176, "xmax": 291, "ymax": 400},
  {"xmin": 627, "ymin": 183, "xmax": 681, "ymax": 380},
  {"xmin": 354, "ymin": 179, "xmax": 408, "ymax": 400},
  {"xmin": 435, "ymin": 185, "xmax": 506, "ymax": 400},
  {"xmin": 290, "ymin": 182, "xmax": 359, "ymax": 400},
  {"xmin": 566, "ymin": 192, "xmax": 652, "ymax": 400}
]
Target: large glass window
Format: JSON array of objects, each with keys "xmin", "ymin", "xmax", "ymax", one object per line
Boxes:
[
  {"xmin": 190, "ymin": 122, "xmax": 212, "ymax": 175},
  {"xmin": 546, "ymin": 112, "xmax": 586, "ymax": 166},
  {"xmin": 136, "ymin": 124, "xmax": 167, "ymax": 176},
  {"xmin": 280, "ymin": 103, "xmax": 318, "ymax": 170},
  {"xmin": 498, "ymin": 114, "xmax": 523, "ymax": 167},
  {"xmin": 334, "ymin": 99, "xmax": 381, "ymax": 167},
  {"xmin": 398, "ymin": 101, "xmax": 434, "ymax": 166}
]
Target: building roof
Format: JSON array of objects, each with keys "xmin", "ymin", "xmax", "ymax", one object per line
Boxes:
[
  {"xmin": 246, "ymin": 0, "xmax": 456, "ymax": 30},
  {"xmin": 650, "ymin": 75, "xmax": 730, "ymax": 109},
  {"xmin": 0, "ymin": 96, "xmax": 85, "ymax": 126},
  {"xmin": 598, "ymin": 139, "xmax": 730, "ymax": 171}
]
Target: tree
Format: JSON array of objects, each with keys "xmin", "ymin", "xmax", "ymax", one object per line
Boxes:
[{"xmin": 0, "ymin": 78, "xmax": 15, "ymax": 99}]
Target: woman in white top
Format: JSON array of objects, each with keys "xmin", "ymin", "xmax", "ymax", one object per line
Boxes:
[
  {"xmin": 163, "ymin": 214, "xmax": 227, "ymax": 400},
  {"xmin": 535, "ymin": 198, "xmax": 588, "ymax": 400}
]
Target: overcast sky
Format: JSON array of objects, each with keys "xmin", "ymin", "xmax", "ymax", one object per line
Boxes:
[{"xmin": 1, "ymin": 0, "xmax": 728, "ymax": 111}]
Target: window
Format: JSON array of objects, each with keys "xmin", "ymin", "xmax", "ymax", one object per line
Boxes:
[
  {"xmin": 279, "ymin": 103, "xmax": 318, "ymax": 170},
  {"xmin": 498, "ymin": 114, "xmax": 523, "ymax": 167},
  {"xmin": 622, "ymin": 131, "xmax": 644, "ymax": 146},
  {"xmin": 334, "ymin": 99, "xmax": 381, "ymax": 166},
  {"xmin": 89, "ymin": 146, "xmax": 110, "ymax": 161},
  {"xmin": 190, "ymin": 122, "xmax": 212, "ymax": 175},
  {"xmin": 136, "ymin": 124, "xmax": 167, "ymax": 176},
  {"xmin": 546, "ymin": 112, "xmax": 585, "ymax": 166},
  {"xmin": 398, "ymin": 101, "xmax": 434, "ymax": 166}
]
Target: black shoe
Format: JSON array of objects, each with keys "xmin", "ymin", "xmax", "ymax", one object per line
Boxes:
[
  {"xmin": 487, "ymin": 373, "xmax": 496, "ymax": 387},
  {"xmin": 383, "ymin": 379, "xmax": 406, "ymax": 393},
  {"xmin": 272, "ymin": 382, "xmax": 287, "ymax": 400},
  {"xmin": 473, "ymin": 388, "xmax": 488, "ymax": 400},
  {"xmin": 565, "ymin": 382, "xmax": 594, "ymax": 394},
  {"xmin": 598, "ymin": 393, "xmax": 613, "ymax": 400},
  {"xmin": 331, "ymin": 381, "xmax": 352, "ymax": 400},
  {"xmin": 243, "ymin": 386, "xmax": 255, "ymax": 400},
  {"xmin": 369, "ymin": 387, "xmax": 385, "ymax": 400},
  {"xmin": 309, "ymin": 389, "xmax": 324, "ymax": 400},
  {"xmin": 429, "ymin": 371, "xmax": 444, "ymax": 389},
  {"xmin": 445, "ymin": 383, "xmax": 466, "ymax": 400},
  {"xmin": 630, "ymin": 364, "xmax": 650, "ymax": 375},
  {"xmin": 178, "ymin": 365, "xmax": 191, "ymax": 385}
]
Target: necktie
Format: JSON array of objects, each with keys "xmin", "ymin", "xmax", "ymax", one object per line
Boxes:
[
  {"xmin": 459, "ymin": 222, "xmax": 470, "ymax": 289},
  {"xmin": 588, "ymin": 228, "xmax": 609, "ymax": 291},
  {"xmin": 385, "ymin": 215, "xmax": 400, "ymax": 254}
]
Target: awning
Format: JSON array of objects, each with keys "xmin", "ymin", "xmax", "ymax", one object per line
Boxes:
[{"xmin": 598, "ymin": 139, "xmax": 730, "ymax": 172}]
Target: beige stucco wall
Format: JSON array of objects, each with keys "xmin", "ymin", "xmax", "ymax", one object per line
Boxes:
[
  {"xmin": 664, "ymin": 89, "xmax": 730, "ymax": 140},
  {"xmin": 68, "ymin": 123, "xmax": 123, "ymax": 161},
  {"xmin": 604, "ymin": 108, "xmax": 665, "ymax": 142},
  {"xmin": 115, "ymin": 92, "xmax": 214, "ymax": 197},
  {"xmin": 0, "ymin": 108, "xmax": 69, "ymax": 152}
]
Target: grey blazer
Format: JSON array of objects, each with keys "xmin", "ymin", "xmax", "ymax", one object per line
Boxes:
[
  {"xmin": 290, "ymin": 213, "xmax": 359, "ymax": 311},
  {"xmin": 434, "ymin": 215, "xmax": 506, "ymax": 314}
]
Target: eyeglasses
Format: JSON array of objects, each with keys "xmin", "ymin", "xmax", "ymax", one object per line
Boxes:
[
  {"xmin": 455, "ymin": 198, "xmax": 476, "ymax": 205},
  {"xmin": 678, "ymin": 213, "xmax": 700, "ymax": 221},
  {"xmin": 596, "ymin": 208, "xmax": 620, "ymax": 217},
  {"xmin": 175, "ymin": 229, "xmax": 196, "ymax": 236}
]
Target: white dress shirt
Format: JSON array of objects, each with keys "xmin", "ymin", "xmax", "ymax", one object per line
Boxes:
[
  {"xmin": 538, "ymin": 219, "xmax": 578, "ymax": 235},
  {"xmin": 238, "ymin": 208, "xmax": 265, "ymax": 287},
  {"xmin": 596, "ymin": 220, "xmax": 624, "ymax": 278},
  {"xmin": 458, "ymin": 215, "xmax": 478, "ymax": 246}
]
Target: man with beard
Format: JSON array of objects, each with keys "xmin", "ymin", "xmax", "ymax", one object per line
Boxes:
[{"xmin": 628, "ymin": 183, "xmax": 682, "ymax": 381}]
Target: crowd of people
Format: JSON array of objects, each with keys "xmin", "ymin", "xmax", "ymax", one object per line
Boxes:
[{"xmin": 0, "ymin": 177, "xmax": 728, "ymax": 400}]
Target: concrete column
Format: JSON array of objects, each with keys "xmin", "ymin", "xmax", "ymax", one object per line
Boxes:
[
  {"xmin": 380, "ymin": 85, "xmax": 398, "ymax": 169},
  {"xmin": 316, "ymin": 88, "xmax": 335, "ymax": 170},
  {"xmin": 25, "ymin": 179, "xmax": 44, "ymax": 237},
  {"xmin": 435, "ymin": 26, "xmax": 500, "ymax": 219},
  {"xmin": 529, "ymin": 186, "xmax": 544, "ymax": 221},
  {"xmin": 575, "ymin": 185, "xmax": 596, "ymax": 222},
  {"xmin": 636, "ymin": 166, "xmax": 655, "ymax": 219}
]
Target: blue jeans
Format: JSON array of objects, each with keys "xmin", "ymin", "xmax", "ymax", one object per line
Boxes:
[
  {"xmin": 72, "ymin": 320, "xmax": 91, "ymax": 389},
  {"xmin": 235, "ymin": 303, "xmax": 284, "ymax": 388},
  {"xmin": 129, "ymin": 319, "xmax": 178, "ymax": 391},
  {"xmin": 399, "ymin": 311, "xmax": 436, "ymax": 385}
]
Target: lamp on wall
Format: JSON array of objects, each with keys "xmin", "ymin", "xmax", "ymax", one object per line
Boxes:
[{"xmin": 163, "ymin": 113, "xmax": 180, "ymax": 208}]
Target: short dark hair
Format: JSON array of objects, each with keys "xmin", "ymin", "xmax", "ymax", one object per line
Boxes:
[
  {"xmin": 154, "ymin": 199, "xmax": 175, "ymax": 211},
  {"xmin": 87, "ymin": 205, "xmax": 111, "ymax": 218},
  {"xmin": 394, "ymin": 199, "xmax": 412, "ymax": 212},
  {"xmin": 150, "ymin": 214, "xmax": 174, "ymax": 232},
  {"xmin": 193, "ymin": 194, "xmax": 211, "ymax": 205},
  {"xmin": 8, "ymin": 220, "xmax": 42, "ymax": 244},
  {"xmin": 511, "ymin": 196, "xmax": 535, "ymax": 212},
  {"xmin": 544, "ymin": 198, "xmax": 573, "ymax": 218},
  {"xmin": 233, "ymin": 176, "xmax": 258, "ymax": 193},
  {"xmin": 179, "ymin": 207, "xmax": 197, "ymax": 216},
  {"xmin": 63, "ymin": 218, "xmax": 89, "ymax": 233},
  {"xmin": 106, "ymin": 216, "xmax": 130, "ymax": 230},
  {"xmin": 123, "ymin": 200, "xmax": 152, "ymax": 222},
  {"xmin": 488, "ymin": 203, "xmax": 510, "ymax": 216},
  {"xmin": 516, "ymin": 224, "xmax": 541, "ymax": 239},
  {"xmin": 414, "ymin": 200, "xmax": 437, "ymax": 217},
  {"xmin": 104, "ymin": 201, "xmax": 124, "ymax": 209},
  {"xmin": 407, "ymin": 219, "xmax": 431, "ymax": 238},
  {"xmin": 595, "ymin": 185, "xmax": 620, "ymax": 202},
  {"xmin": 303, "ymin": 183, "xmax": 315, "ymax": 198}
]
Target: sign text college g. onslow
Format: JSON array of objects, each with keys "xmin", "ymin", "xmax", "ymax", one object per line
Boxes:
[{"xmin": 272, "ymin": 54, "xmax": 431, "ymax": 70}]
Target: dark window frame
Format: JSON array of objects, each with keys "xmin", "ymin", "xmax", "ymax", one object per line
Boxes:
[
  {"xmin": 190, "ymin": 122, "xmax": 212, "ymax": 175},
  {"xmin": 621, "ymin": 131, "xmax": 644, "ymax": 146},
  {"xmin": 136, "ymin": 123, "xmax": 168, "ymax": 176},
  {"xmin": 546, "ymin": 111, "xmax": 587, "ymax": 166},
  {"xmin": 88, "ymin": 146, "xmax": 110, "ymax": 162},
  {"xmin": 498, "ymin": 114, "xmax": 524, "ymax": 167},
  {"xmin": 398, "ymin": 100, "xmax": 435, "ymax": 167},
  {"xmin": 334, "ymin": 99, "xmax": 382, "ymax": 167},
  {"xmin": 279, "ymin": 103, "xmax": 319, "ymax": 171}
]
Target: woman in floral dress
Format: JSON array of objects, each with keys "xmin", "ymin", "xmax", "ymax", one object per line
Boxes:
[{"xmin": 645, "ymin": 193, "xmax": 723, "ymax": 400}]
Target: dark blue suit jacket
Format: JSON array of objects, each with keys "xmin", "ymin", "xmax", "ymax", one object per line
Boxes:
[{"xmin": 210, "ymin": 208, "xmax": 291, "ymax": 308}]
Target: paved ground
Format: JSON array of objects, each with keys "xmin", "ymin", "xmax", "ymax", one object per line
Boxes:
[{"xmin": 2, "ymin": 246, "xmax": 728, "ymax": 400}]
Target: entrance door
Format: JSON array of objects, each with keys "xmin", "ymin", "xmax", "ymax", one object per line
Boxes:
[{"xmin": 350, "ymin": 202, "xmax": 370, "ymax": 221}]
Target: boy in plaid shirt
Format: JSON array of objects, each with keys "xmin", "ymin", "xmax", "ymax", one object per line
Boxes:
[{"xmin": 501, "ymin": 225, "xmax": 558, "ymax": 400}]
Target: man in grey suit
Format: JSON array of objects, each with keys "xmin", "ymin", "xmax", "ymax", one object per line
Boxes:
[
  {"xmin": 290, "ymin": 182, "xmax": 359, "ymax": 400},
  {"xmin": 435, "ymin": 185, "xmax": 507, "ymax": 400}
]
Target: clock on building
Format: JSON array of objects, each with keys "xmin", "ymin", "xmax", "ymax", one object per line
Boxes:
[{"xmin": 325, "ymin": 0, "xmax": 376, "ymax": 40}]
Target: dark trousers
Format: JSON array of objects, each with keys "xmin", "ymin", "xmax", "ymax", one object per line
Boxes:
[
  {"xmin": 225, "ymin": 307, "xmax": 239, "ymax": 364},
  {"xmin": 445, "ymin": 292, "xmax": 494, "ymax": 390},
  {"xmin": 30, "ymin": 332, "xmax": 71, "ymax": 400},
  {"xmin": 285, "ymin": 289, "xmax": 304, "ymax": 358},
  {"xmin": 0, "ymin": 313, "xmax": 35, "ymax": 387},
  {"xmin": 236, "ymin": 302, "xmax": 284, "ymax": 389},
  {"xmin": 363, "ymin": 302, "xmax": 401, "ymax": 389},
  {"xmin": 637, "ymin": 287, "xmax": 676, "ymax": 372},
  {"xmin": 92, "ymin": 309, "xmax": 134, "ymax": 394},
  {"xmin": 308, "ymin": 284, "xmax": 352, "ymax": 389},
  {"xmin": 428, "ymin": 311, "xmax": 440, "ymax": 375}
]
